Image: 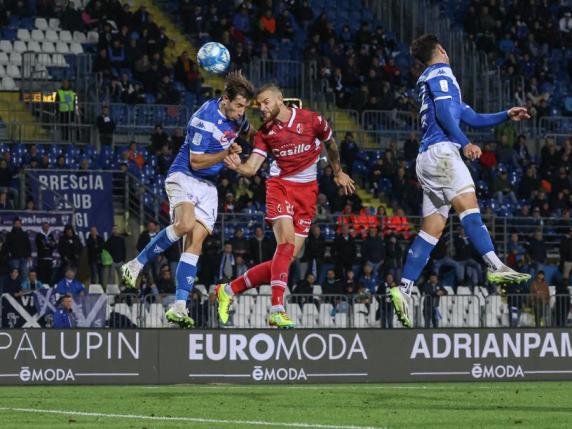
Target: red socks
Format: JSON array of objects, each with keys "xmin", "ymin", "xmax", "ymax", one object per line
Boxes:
[
  {"xmin": 228, "ymin": 243, "xmax": 295, "ymax": 308},
  {"xmin": 270, "ymin": 243, "xmax": 295, "ymax": 307},
  {"xmin": 230, "ymin": 260, "xmax": 272, "ymax": 294}
]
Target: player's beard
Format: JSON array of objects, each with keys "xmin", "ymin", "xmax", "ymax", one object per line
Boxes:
[{"xmin": 262, "ymin": 104, "xmax": 281, "ymax": 123}]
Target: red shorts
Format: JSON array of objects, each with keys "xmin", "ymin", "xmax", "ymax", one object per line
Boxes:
[{"xmin": 265, "ymin": 177, "xmax": 318, "ymax": 237}]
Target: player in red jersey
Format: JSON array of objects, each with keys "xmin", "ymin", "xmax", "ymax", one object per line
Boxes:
[{"xmin": 215, "ymin": 84, "xmax": 355, "ymax": 328}]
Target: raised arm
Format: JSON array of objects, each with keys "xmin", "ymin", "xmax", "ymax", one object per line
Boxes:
[{"xmin": 461, "ymin": 103, "xmax": 530, "ymax": 128}]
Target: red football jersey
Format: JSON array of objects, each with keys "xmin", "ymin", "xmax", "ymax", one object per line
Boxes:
[{"xmin": 252, "ymin": 108, "xmax": 332, "ymax": 182}]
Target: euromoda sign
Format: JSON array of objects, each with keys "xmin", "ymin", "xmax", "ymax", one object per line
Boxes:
[{"xmin": 0, "ymin": 329, "xmax": 571, "ymax": 385}]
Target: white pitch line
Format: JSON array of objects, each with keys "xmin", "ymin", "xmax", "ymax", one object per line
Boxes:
[{"xmin": 0, "ymin": 407, "xmax": 385, "ymax": 429}]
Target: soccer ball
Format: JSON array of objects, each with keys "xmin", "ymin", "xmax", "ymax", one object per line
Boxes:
[{"xmin": 197, "ymin": 42, "xmax": 231, "ymax": 75}]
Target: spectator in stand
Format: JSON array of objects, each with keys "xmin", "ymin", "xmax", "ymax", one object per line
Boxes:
[
  {"xmin": 156, "ymin": 75, "xmax": 181, "ymax": 105},
  {"xmin": 322, "ymin": 269, "xmax": 344, "ymax": 296},
  {"xmin": 358, "ymin": 263, "xmax": 378, "ymax": 295},
  {"xmin": 93, "ymin": 49, "xmax": 113, "ymax": 79},
  {"xmin": 303, "ymin": 225, "xmax": 326, "ymax": 279},
  {"xmin": 377, "ymin": 272, "xmax": 395, "ymax": 328},
  {"xmin": 314, "ymin": 193, "xmax": 331, "ymax": 222},
  {"xmin": 530, "ymin": 270, "xmax": 550, "ymax": 327},
  {"xmin": 513, "ymin": 135, "xmax": 531, "ymax": 166},
  {"xmin": 421, "ymin": 273, "xmax": 446, "ymax": 328},
  {"xmin": 431, "ymin": 238, "xmax": 464, "ymax": 289},
  {"xmin": 21, "ymin": 269, "xmax": 46, "ymax": 291},
  {"xmin": 318, "ymin": 166, "xmax": 337, "ymax": 205},
  {"xmin": 108, "ymin": 39, "xmax": 126, "ymax": 68},
  {"xmin": 248, "ymin": 226, "xmax": 275, "ymax": 266},
  {"xmin": 528, "ymin": 229, "xmax": 548, "ymax": 270},
  {"xmin": 340, "ymin": 132, "xmax": 359, "ymax": 173},
  {"xmin": 57, "ymin": 224, "xmax": 82, "ymax": 276},
  {"xmin": 170, "ymin": 128, "xmax": 185, "ymax": 154},
  {"xmin": 0, "ymin": 159, "xmax": 17, "ymax": 202},
  {"xmin": 454, "ymin": 227, "xmax": 484, "ymax": 287},
  {"xmin": 55, "ymin": 268, "xmax": 85, "ymax": 296},
  {"xmin": 333, "ymin": 224, "xmax": 356, "ymax": 278},
  {"xmin": 137, "ymin": 221, "xmax": 161, "ymax": 283},
  {"xmin": 6, "ymin": 218, "xmax": 31, "ymax": 282},
  {"xmin": 384, "ymin": 233, "xmax": 403, "ymax": 281},
  {"xmin": 403, "ymin": 132, "xmax": 420, "ymax": 163},
  {"xmin": 235, "ymin": 255, "xmax": 248, "ymax": 278},
  {"xmin": 493, "ymin": 167, "xmax": 518, "ymax": 204},
  {"xmin": 53, "ymin": 294, "xmax": 75, "ymax": 328},
  {"xmin": 218, "ymin": 242, "xmax": 236, "ymax": 283},
  {"xmin": 2, "ymin": 268, "xmax": 23, "ymax": 297},
  {"xmin": 560, "ymin": 227, "xmax": 572, "ymax": 286},
  {"xmin": 138, "ymin": 272, "xmax": 159, "ymax": 302},
  {"xmin": 35, "ymin": 222, "xmax": 57, "ymax": 284},
  {"xmin": 87, "ymin": 227, "xmax": 105, "ymax": 285},
  {"xmin": 230, "ymin": 228, "xmax": 249, "ymax": 260},
  {"xmin": 96, "ymin": 105, "xmax": 116, "ymax": 147},
  {"xmin": 0, "ymin": 191, "xmax": 14, "ymax": 210},
  {"xmin": 362, "ymin": 227, "xmax": 385, "ymax": 274},
  {"xmin": 259, "ymin": 9, "xmax": 276, "ymax": 39},
  {"xmin": 103, "ymin": 225, "xmax": 126, "ymax": 285},
  {"xmin": 519, "ymin": 165, "xmax": 540, "ymax": 199},
  {"xmin": 174, "ymin": 51, "xmax": 201, "ymax": 93},
  {"xmin": 157, "ymin": 144, "xmax": 174, "ymax": 175},
  {"xmin": 156, "ymin": 264, "xmax": 175, "ymax": 295},
  {"xmin": 291, "ymin": 272, "xmax": 318, "ymax": 309},
  {"xmin": 150, "ymin": 124, "xmax": 169, "ymax": 155}
]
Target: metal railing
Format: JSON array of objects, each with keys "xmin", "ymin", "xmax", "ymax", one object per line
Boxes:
[
  {"xmin": 370, "ymin": 0, "xmax": 511, "ymax": 112},
  {"xmin": 7, "ymin": 121, "xmax": 95, "ymax": 145},
  {"xmin": 246, "ymin": 59, "xmax": 308, "ymax": 100},
  {"xmin": 2, "ymin": 291, "xmax": 569, "ymax": 329}
]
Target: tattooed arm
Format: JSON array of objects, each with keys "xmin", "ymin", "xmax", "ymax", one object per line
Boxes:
[{"xmin": 324, "ymin": 137, "xmax": 355, "ymax": 195}]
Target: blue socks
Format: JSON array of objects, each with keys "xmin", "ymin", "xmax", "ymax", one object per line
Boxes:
[
  {"xmin": 175, "ymin": 252, "xmax": 199, "ymax": 302},
  {"xmin": 136, "ymin": 225, "xmax": 180, "ymax": 265},
  {"xmin": 401, "ymin": 230, "xmax": 438, "ymax": 293},
  {"xmin": 460, "ymin": 209, "xmax": 503, "ymax": 269}
]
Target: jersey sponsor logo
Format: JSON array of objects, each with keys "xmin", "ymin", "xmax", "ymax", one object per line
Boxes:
[
  {"xmin": 439, "ymin": 79, "xmax": 449, "ymax": 92},
  {"xmin": 192, "ymin": 133, "xmax": 202, "ymax": 146},
  {"xmin": 221, "ymin": 130, "xmax": 237, "ymax": 143},
  {"xmin": 272, "ymin": 143, "xmax": 312, "ymax": 158}
]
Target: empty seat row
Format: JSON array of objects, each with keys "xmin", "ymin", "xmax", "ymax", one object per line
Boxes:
[
  {"xmin": 16, "ymin": 29, "xmax": 96, "ymax": 45},
  {"xmin": 0, "ymin": 52, "xmax": 68, "ymax": 67},
  {"xmin": 34, "ymin": 17, "xmax": 61, "ymax": 31},
  {"xmin": 0, "ymin": 76, "xmax": 18, "ymax": 90},
  {"xmin": 0, "ymin": 40, "xmax": 83, "ymax": 55}
]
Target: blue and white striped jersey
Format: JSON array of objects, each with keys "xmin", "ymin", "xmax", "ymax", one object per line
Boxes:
[
  {"xmin": 417, "ymin": 63, "xmax": 464, "ymax": 152},
  {"xmin": 168, "ymin": 98, "xmax": 249, "ymax": 180}
]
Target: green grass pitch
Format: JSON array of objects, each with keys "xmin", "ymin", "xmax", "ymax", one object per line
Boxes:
[{"xmin": 0, "ymin": 382, "xmax": 571, "ymax": 428}]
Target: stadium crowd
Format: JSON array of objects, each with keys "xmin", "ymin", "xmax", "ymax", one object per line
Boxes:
[{"xmin": 459, "ymin": 0, "xmax": 572, "ymax": 117}]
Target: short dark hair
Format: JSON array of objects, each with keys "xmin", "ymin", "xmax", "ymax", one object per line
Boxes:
[
  {"xmin": 256, "ymin": 83, "xmax": 282, "ymax": 98},
  {"xmin": 224, "ymin": 71, "xmax": 255, "ymax": 101},
  {"xmin": 411, "ymin": 34, "xmax": 442, "ymax": 64}
]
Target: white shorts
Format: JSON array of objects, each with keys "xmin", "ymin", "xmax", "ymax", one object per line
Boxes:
[
  {"xmin": 416, "ymin": 142, "xmax": 475, "ymax": 218},
  {"xmin": 165, "ymin": 172, "xmax": 218, "ymax": 233}
]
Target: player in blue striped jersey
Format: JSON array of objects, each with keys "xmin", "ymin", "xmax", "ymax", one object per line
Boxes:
[
  {"xmin": 390, "ymin": 35, "xmax": 532, "ymax": 327},
  {"xmin": 121, "ymin": 72, "xmax": 256, "ymax": 328}
]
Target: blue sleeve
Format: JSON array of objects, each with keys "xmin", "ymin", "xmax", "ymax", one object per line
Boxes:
[
  {"xmin": 186, "ymin": 116, "xmax": 214, "ymax": 154},
  {"xmin": 55, "ymin": 281, "xmax": 64, "ymax": 295},
  {"xmin": 434, "ymin": 98, "xmax": 470, "ymax": 147},
  {"xmin": 427, "ymin": 76, "xmax": 455, "ymax": 101},
  {"xmin": 461, "ymin": 103, "xmax": 509, "ymax": 128}
]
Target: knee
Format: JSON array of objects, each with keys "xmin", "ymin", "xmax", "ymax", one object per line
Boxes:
[{"xmin": 173, "ymin": 218, "xmax": 195, "ymax": 234}]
